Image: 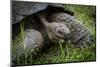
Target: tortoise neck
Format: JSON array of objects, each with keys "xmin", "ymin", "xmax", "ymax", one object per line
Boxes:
[{"xmin": 40, "ymin": 17, "xmax": 49, "ymax": 27}]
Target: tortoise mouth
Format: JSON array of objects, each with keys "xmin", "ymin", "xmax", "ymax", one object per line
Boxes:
[{"xmin": 56, "ymin": 33, "xmax": 70, "ymax": 40}]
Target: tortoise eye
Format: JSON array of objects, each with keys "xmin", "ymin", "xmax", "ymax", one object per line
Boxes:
[{"xmin": 57, "ymin": 30, "xmax": 63, "ymax": 34}]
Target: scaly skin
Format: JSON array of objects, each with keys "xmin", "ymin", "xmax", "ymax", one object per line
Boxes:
[
  {"xmin": 48, "ymin": 12, "xmax": 94, "ymax": 45},
  {"xmin": 12, "ymin": 29, "xmax": 44, "ymax": 62},
  {"xmin": 38, "ymin": 13, "xmax": 70, "ymax": 42}
]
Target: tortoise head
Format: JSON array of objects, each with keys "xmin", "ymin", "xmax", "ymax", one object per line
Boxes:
[{"xmin": 48, "ymin": 22, "xmax": 70, "ymax": 42}]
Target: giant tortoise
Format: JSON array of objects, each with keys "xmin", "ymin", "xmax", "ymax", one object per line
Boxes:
[{"xmin": 12, "ymin": 1, "xmax": 94, "ymax": 63}]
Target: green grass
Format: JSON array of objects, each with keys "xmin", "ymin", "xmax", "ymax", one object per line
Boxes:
[
  {"xmin": 12, "ymin": 4, "xmax": 96, "ymax": 66},
  {"xmin": 25, "ymin": 41, "xmax": 95, "ymax": 65},
  {"xmin": 12, "ymin": 21, "xmax": 25, "ymax": 65}
]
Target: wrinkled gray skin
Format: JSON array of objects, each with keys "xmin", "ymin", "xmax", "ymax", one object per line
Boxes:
[
  {"xmin": 24, "ymin": 29, "xmax": 44, "ymax": 49},
  {"xmin": 38, "ymin": 13, "xmax": 70, "ymax": 42},
  {"xmin": 48, "ymin": 12, "xmax": 94, "ymax": 45},
  {"xmin": 12, "ymin": 29, "xmax": 44, "ymax": 62}
]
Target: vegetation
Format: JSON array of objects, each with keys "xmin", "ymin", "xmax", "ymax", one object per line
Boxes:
[{"xmin": 12, "ymin": 4, "xmax": 96, "ymax": 66}]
